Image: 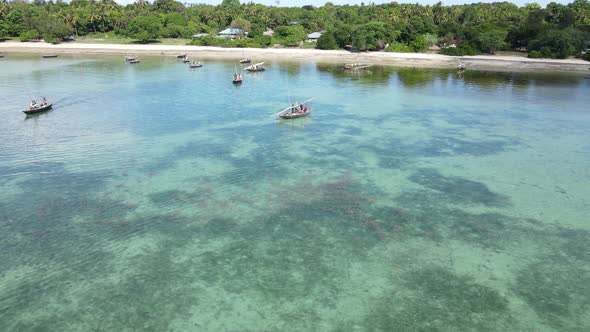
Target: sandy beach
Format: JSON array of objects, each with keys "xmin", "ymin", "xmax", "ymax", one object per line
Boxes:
[{"xmin": 1, "ymin": 41, "xmax": 589, "ymax": 72}]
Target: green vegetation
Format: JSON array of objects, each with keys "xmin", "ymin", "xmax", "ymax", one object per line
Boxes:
[{"xmin": 0, "ymin": 0, "xmax": 589, "ymax": 59}]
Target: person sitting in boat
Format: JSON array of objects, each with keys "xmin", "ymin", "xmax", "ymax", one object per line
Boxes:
[
  {"xmin": 30, "ymin": 100, "xmax": 37, "ymax": 108},
  {"xmin": 303, "ymin": 105, "xmax": 308, "ymax": 112},
  {"xmin": 41, "ymin": 97, "xmax": 47, "ymax": 106}
]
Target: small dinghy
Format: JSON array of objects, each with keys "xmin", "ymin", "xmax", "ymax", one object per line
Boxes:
[
  {"xmin": 42, "ymin": 55, "xmax": 58, "ymax": 58},
  {"xmin": 189, "ymin": 61, "xmax": 202, "ymax": 68},
  {"xmin": 176, "ymin": 53, "xmax": 187, "ymax": 58},
  {"xmin": 128, "ymin": 59, "xmax": 140, "ymax": 64}
]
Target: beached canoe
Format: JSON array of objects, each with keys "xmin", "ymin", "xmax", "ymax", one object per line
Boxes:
[{"xmin": 42, "ymin": 55, "xmax": 58, "ymax": 58}]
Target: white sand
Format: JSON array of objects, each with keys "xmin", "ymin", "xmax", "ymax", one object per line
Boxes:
[{"xmin": 1, "ymin": 41, "xmax": 589, "ymax": 72}]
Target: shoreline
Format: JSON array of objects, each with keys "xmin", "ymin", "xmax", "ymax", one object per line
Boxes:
[{"xmin": 1, "ymin": 41, "xmax": 589, "ymax": 73}]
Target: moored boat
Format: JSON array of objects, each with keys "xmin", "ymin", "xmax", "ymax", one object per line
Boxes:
[
  {"xmin": 42, "ymin": 55, "xmax": 58, "ymax": 58},
  {"xmin": 189, "ymin": 61, "xmax": 202, "ymax": 68},
  {"xmin": 176, "ymin": 53, "xmax": 187, "ymax": 58},
  {"xmin": 183, "ymin": 57, "xmax": 191, "ymax": 63},
  {"xmin": 240, "ymin": 58, "xmax": 251, "ymax": 64},
  {"xmin": 124, "ymin": 55, "xmax": 137, "ymax": 62},
  {"xmin": 24, "ymin": 103, "xmax": 52, "ymax": 115},
  {"xmin": 245, "ymin": 62, "xmax": 265, "ymax": 72},
  {"xmin": 128, "ymin": 59, "xmax": 141, "ymax": 64}
]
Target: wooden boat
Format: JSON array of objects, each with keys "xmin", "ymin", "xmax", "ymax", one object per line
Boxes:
[
  {"xmin": 128, "ymin": 59, "xmax": 141, "ymax": 64},
  {"xmin": 245, "ymin": 62, "xmax": 265, "ymax": 72},
  {"xmin": 240, "ymin": 58, "xmax": 251, "ymax": 64},
  {"xmin": 189, "ymin": 62, "xmax": 202, "ymax": 68},
  {"xmin": 183, "ymin": 58, "xmax": 191, "ymax": 63},
  {"xmin": 23, "ymin": 103, "xmax": 52, "ymax": 115},
  {"xmin": 273, "ymin": 98, "xmax": 316, "ymax": 120},
  {"xmin": 42, "ymin": 55, "xmax": 58, "ymax": 58},
  {"xmin": 124, "ymin": 56, "xmax": 137, "ymax": 62},
  {"xmin": 343, "ymin": 63, "xmax": 371, "ymax": 70},
  {"xmin": 176, "ymin": 54, "xmax": 187, "ymax": 58},
  {"xmin": 457, "ymin": 63, "xmax": 466, "ymax": 71}
]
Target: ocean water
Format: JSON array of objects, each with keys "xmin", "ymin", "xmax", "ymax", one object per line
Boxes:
[{"xmin": 1, "ymin": 54, "xmax": 589, "ymax": 331}]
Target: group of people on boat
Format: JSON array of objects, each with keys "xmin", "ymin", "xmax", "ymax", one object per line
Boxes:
[
  {"xmin": 30, "ymin": 97, "xmax": 48, "ymax": 109},
  {"xmin": 233, "ymin": 73, "xmax": 242, "ymax": 81},
  {"xmin": 290, "ymin": 102, "xmax": 308, "ymax": 114}
]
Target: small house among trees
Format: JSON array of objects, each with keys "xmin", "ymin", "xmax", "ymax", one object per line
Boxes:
[{"xmin": 218, "ymin": 28, "xmax": 247, "ymax": 40}]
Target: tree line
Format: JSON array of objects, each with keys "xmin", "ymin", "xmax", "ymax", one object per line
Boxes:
[{"xmin": 1, "ymin": 0, "xmax": 589, "ymax": 60}]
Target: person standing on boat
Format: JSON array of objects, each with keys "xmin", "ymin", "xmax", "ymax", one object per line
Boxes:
[{"xmin": 41, "ymin": 97, "xmax": 47, "ymax": 105}]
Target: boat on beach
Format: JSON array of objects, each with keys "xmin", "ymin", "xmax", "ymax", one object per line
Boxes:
[
  {"xmin": 245, "ymin": 62, "xmax": 265, "ymax": 72},
  {"xmin": 176, "ymin": 54, "xmax": 187, "ymax": 58},
  {"xmin": 274, "ymin": 98, "xmax": 316, "ymax": 120},
  {"xmin": 343, "ymin": 63, "xmax": 371, "ymax": 70},
  {"xmin": 24, "ymin": 102, "xmax": 52, "ymax": 115},
  {"xmin": 42, "ymin": 55, "xmax": 58, "ymax": 58}
]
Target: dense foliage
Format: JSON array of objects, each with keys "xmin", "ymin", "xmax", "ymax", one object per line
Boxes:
[{"xmin": 0, "ymin": 0, "xmax": 589, "ymax": 59}]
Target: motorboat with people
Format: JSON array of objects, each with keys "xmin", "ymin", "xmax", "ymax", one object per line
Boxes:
[
  {"xmin": 273, "ymin": 98, "xmax": 316, "ymax": 119},
  {"xmin": 24, "ymin": 97, "xmax": 52, "ymax": 115},
  {"xmin": 245, "ymin": 62, "xmax": 265, "ymax": 72},
  {"xmin": 189, "ymin": 61, "xmax": 202, "ymax": 68}
]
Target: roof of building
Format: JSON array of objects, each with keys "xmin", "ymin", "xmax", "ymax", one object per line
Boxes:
[
  {"xmin": 218, "ymin": 28, "xmax": 244, "ymax": 35},
  {"xmin": 307, "ymin": 32, "xmax": 323, "ymax": 39}
]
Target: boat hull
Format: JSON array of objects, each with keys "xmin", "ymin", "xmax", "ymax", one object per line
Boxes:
[
  {"xmin": 189, "ymin": 64, "xmax": 202, "ymax": 68},
  {"xmin": 279, "ymin": 111, "xmax": 310, "ymax": 119},
  {"xmin": 245, "ymin": 68, "xmax": 265, "ymax": 72},
  {"xmin": 232, "ymin": 79, "xmax": 243, "ymax": 84},
  {"xmin": 23, "ymin": 103, "xmax": 52, "ymax": 115},
  {"xmin": 42, "ymin": 55, "xmax": 58, "ymax": 58}
]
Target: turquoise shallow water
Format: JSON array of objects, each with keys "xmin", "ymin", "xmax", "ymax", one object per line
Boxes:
[{"xmin": 1, "ymin": 54, "xmax": 590, "ymax": 331}]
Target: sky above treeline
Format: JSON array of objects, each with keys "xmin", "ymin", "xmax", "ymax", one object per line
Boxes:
[{"xmin": 128, "ymin": 0, "xmax": 573, "ymax": 7}]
